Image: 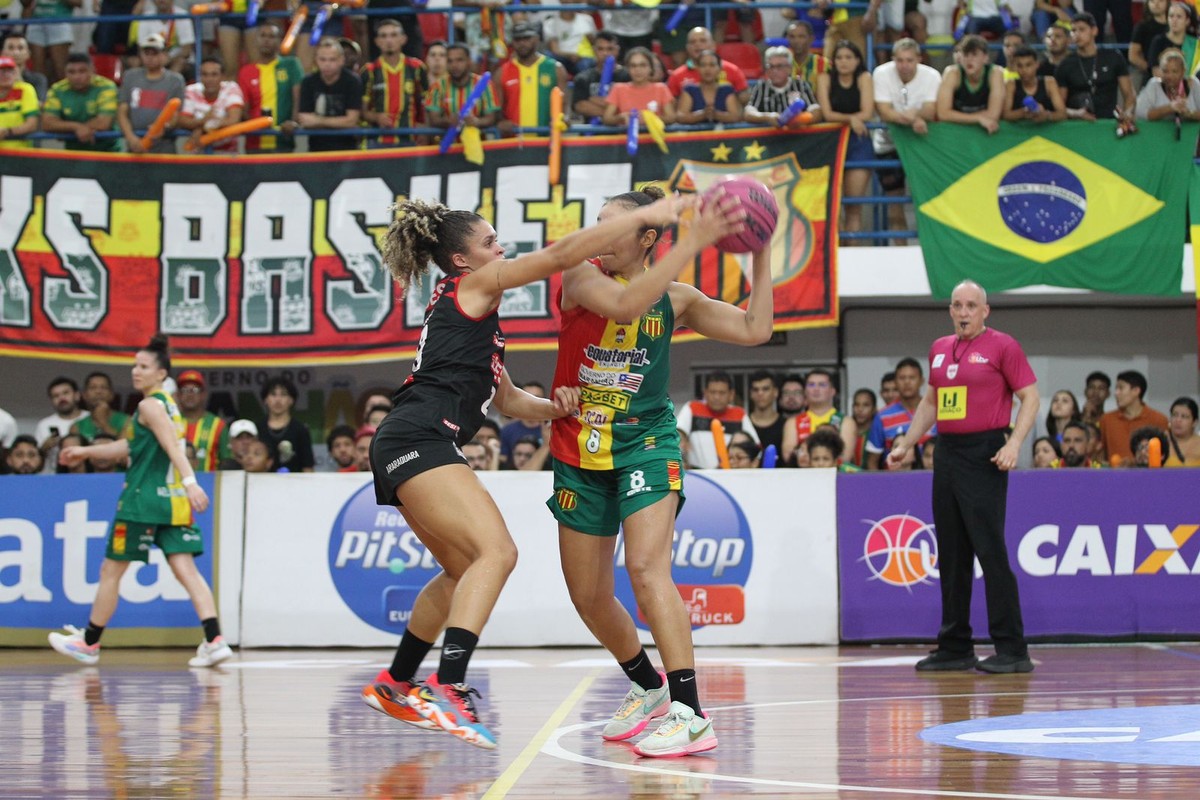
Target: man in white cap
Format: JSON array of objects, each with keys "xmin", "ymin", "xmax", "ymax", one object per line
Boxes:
[
  {"xmin": 131, "ymin": 0, "xmax": 197, "ymax": 74},
  {"xmin": 222, "ymin": 419, "xmax": 260, "ymax": 470},
  {"xmin": 117, "ymin": 32, "xmax": 185, "ymax": 153}
]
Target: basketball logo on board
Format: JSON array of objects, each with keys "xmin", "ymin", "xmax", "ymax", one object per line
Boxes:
[{"xmin": 862, "ymin": 513, "xmax": 939, "ymax": 589}]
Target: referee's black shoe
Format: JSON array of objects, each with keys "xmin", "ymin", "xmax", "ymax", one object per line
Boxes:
[
  {"xmin": 976, "ymin": 653, "xmax": 1035, "ymax": 674},
  {"xmin": 914, "ymin": 650, "xmax": 979, "ymax": 671}
]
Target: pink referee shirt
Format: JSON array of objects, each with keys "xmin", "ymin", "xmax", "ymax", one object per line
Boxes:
[{"xmin": 927, "ymin": 328, "xmax": 1036, "ymax": 435}]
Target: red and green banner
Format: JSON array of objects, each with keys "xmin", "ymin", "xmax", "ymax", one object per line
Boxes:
[{"xmin": 0, "ymin": 126, "xmax": 845, "ymax": 366}]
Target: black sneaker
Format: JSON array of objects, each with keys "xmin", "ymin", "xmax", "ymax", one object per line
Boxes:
[
  {"xmin": 976, "ymin": 653, "xmax": 1034, "ymax": 674},
  {"xmin": 915, "ymin": 650, "xmax": 979, "ymax": 672}
]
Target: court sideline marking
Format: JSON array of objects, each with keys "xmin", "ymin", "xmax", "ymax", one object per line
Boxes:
[{"xmin": 481, "ymin": 669, "xmax": 600, "ymax": 799}]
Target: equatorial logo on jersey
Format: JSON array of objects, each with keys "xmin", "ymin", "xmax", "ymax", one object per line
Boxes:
[
  {"xmin": 641, "ymin": 311, "xmax": 665, "ymax": 339},
  {"xmin": 556, "ymin": 488, "xmax": 578, "ymax": 511},
  {"xmin": 969, "ymin": 352, "xmax": 989, "ymax": 364},
  {"xmin": 585, "ymin": 343, "xmax": 649, "ymax": 369}
]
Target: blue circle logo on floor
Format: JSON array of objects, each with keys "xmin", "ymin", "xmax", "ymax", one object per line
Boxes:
[{"xmin": 922, "ymin": 704, "xmax": 1200, "ymax": 767}]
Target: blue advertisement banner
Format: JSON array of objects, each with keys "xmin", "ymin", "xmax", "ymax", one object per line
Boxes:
[
  {"xmin": 0, "ymin": 474, "xmax": 217, "ymax": 641},
  {"xmin": 837, "ymin": 470, "xmax": 1200, "ymax": 641}
]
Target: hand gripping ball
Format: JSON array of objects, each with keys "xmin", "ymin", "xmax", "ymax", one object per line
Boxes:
[{"xmin": 703, "ymin": 176, "xmax": 779, "ymax": 254}]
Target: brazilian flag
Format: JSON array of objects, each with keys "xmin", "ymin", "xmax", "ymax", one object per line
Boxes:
[{"xmin": 894, "ymin": 122, "xmax": 1196, "ymax": 298}]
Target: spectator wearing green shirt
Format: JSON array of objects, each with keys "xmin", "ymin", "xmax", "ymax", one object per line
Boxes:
[
  {"xmin": 42, "ymin": 54, "xmax": 120, "ymax": 151},
  {"xmin": 236, "ymin": 24, "xmax": 303, "ymax": 152},
  {"xmin": 73, "ymin": 371, "xmax": 130, "ymax": 440}
]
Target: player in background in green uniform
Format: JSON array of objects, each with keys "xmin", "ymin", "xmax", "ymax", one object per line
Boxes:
[
  {"xmin": 548, "ymin": 185, "xmax": 774, "ymax": 758},
  {"xmin": 49, "ymin": 334, "xmax": 232, "ymax": 668}
]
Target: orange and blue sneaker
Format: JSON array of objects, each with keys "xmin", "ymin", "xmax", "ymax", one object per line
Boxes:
[
  {"xmin": 48, "ymin": 625, "xmax": 100, "ymax": 665},
  {"xmin": 362, "ymin": 669, "xmax": 438, "ymax": 730},
  {"xmin": 406, "ymin": 673, "xmax": 497, "ymax": 750},
  {"xmin": 602, "ymin": 673, "xmax": 670, "ymax": 741},
  {"xmin": 633, "ymin": 701, "xmax": 718, "ymax": 758}
]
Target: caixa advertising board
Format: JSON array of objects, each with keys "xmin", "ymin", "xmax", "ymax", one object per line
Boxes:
[{"xmin": 838, "ymin": 470, "xmax": 1200, "ymax": 641}]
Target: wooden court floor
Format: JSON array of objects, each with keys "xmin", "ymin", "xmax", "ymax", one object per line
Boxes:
[{"xmin": 4, "ymin": 644, "xmax": 1200, "ymax": 799}]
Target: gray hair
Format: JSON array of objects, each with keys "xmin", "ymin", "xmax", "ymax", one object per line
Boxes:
[
  {"xmin": 1159, "ymin": 47, "xmax": 1186, "ymax": 70},
  {"xmin": 763, "ymin": 46, "xmax": 794, "ymax": 67},
  {"xmin": 892, "ymin": 37, "xmax": 921, "ymax": 56}
]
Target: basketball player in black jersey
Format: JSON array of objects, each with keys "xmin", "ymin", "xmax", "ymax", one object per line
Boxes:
[{"xmin": 360, "ymin": 192, "xmax": 721, "ymax": 749}]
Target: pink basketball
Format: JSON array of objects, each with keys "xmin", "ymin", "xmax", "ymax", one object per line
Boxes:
[{"xmin": 703, "ymin": 176, "xmax": 779, "ymax": 254}]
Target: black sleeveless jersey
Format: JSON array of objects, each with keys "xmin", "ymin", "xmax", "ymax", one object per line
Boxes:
[
  {"xmin": 953, "ymin": 63, "xmax": 993, "ymax": 114},
  {"xmin": 391, "ymin": 273, "xmax": 504, "ymax": 446}
]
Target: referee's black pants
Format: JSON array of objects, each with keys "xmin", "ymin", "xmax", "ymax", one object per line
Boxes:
[{"xmin": 931, "ymin": 428, "xmax": 1028, "ymax": 658}]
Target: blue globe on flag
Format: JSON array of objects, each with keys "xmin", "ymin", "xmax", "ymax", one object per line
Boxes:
[{"xmin": 997, "ymin": 161, "xmax": 1086, "ymax": 244}]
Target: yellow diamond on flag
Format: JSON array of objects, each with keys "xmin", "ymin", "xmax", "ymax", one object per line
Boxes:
[{"xmin": 919, "ymin": 135, "xmax": 1163, "ymax": 264}]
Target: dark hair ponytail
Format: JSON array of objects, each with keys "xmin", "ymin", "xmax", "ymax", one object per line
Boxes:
[
  {"xmin": 605, "ymin": 184, "xmax": 668, "ymax": 257},
  {"xmin": 143, "ymin": 333, "xmax": 171, "ymax": 373}
]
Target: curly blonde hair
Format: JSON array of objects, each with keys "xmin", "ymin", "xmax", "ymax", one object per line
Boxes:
[{"xmin": 381, "ymin": 198, "xmax": 485, "ymax": 289}]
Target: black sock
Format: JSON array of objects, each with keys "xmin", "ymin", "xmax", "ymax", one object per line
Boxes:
[
  {"xmin": 666, "ymin": 669, "xmax": 701, "ymax": 716},
  {"xmin": 84, "ymin": 621, "xmax": 104, "ymax": 647},
  {"xmin": 201, "ymin": 617, "xmax": 222, "ymax": 643},
  {"xmin": 436, "ymin": 627, "xmax": 479, "ymax": 686},
  {"xmin": 619, "ymin": 648, "xmax": 663, "ymax": 691},
  {"xmin": 389, "ymin": 629, "xmax": 435, "ymax": 683}
]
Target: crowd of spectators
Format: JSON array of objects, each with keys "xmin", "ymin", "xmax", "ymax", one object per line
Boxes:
[
  {"xmin": 2, "ymin": 3, "xmax": 1191, "ymax": 246},
  {"xmin": 2, "ymin": 362, "xmax": 1197, "ymax": 476},
  {"xmin": 671, "ymin": 364, "xmax": 1200, "ymax": 471},
  {"xmin": 0, "ymin": 371, "xmax": 372, "ymax": 475}
]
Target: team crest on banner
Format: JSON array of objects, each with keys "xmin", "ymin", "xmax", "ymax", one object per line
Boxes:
[
  {"xmin": 640, "ymin": 310, "xmax": 665, "ymax": 339},
  {"xmin": 663, "ymin": 131, "xmax": 843, "ymax": 333}
]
